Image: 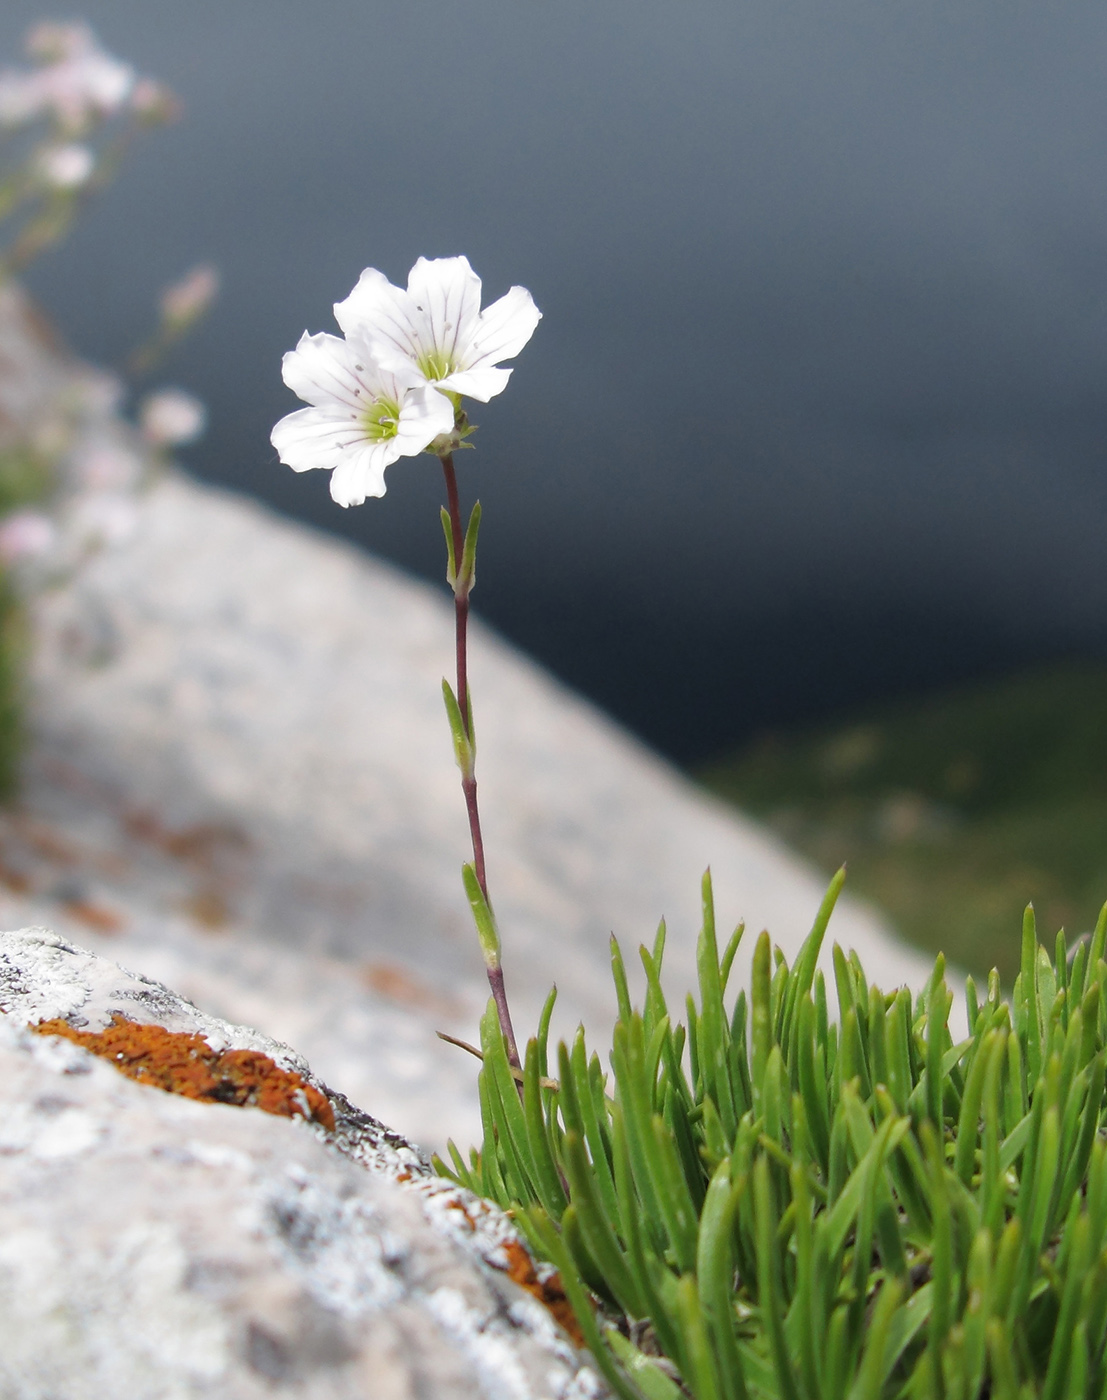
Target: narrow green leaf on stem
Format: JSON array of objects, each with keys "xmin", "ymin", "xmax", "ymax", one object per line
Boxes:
[
  {"xmin": 885, "ymin": 989, "xmax": 913, "ymax": 1116},
  {"xmin": 720, "ymin": 923, "xmax": 745, "ymax": 995},
  {"xmin": 611, "ymin": 937, "xmax": 633, "ymax": 1024},
  {"xmin": 752, "ymin": 931, "xmax": 772, "ymax": 1108},
  {"xmin": 986, "ymin": 1318, "xmax": 1019, "ymax": 1400},
  {"xmin": 459, "ymin": 499, "xmax": 481, "ymax": 592},
  {"xmin": 754, "ymin": 1155, "xmax": 802, "ymax": 1400},
  {"xmin": 568, "ymin": 1032, "xmax": 619, "ymax": 1223},
  {"xmin": 562, "ymin": 1129, "xmax": 646, "ymax": 1318},
  {"xmin": 605, "ymin": 1332, "xmax": 687, "ymax": 1400},
  {"xmin": 1089, "ymin": 901, "xmax": 1107, "ymax": 976},
  {"xmin": 462, "ymin": 862, "xmax": 500, "ymax": 968},
  {"xmin": 925, "ymin": 957, "xmax": 950, "ymax": 1130},
  {"xmin": 846, "ymin": 1277, "xmax": 902, "ymax": 1400},
  {"xmin": 442, "ymin": 679, "xmax": 474, "ymax": 776},
  {"xmin": 1042, "ymin": 1214, "xmax": 1092, "ymax": 1400},
  {"xmin": 674, "ymin": 1274, "xmax": 723, "ymax": 1400},
  {"xmin": 522, "ymin": 1207, "xmax": 647, "ymax": 1400},
  {"xmin": 783, "ymin": 866, "xmax": 846, "ymax": 1059},
  {"xmin": 440, "ymin": 505, "xmax": 457, "ymax": 587},
  {"xmin": 922, "ymin": 1121, "xmax": 952, "ymax": 1359},
  {"xmin": 980, "ymin": 1031, "xmax": 1006, "ymax": 1234},
  {"xmin": 1021, "ymin": 905, "xmax": 1041, "ymax": 1083},
  {"xmin": 523, "ymin": 1038, "xmax": 568, "ymax": 1218},
  {"xmin": 955, "ymin": 1027, "xmax": 994, "ymax": 1186},
  {"xmin": 479, "ymin": 1001, "xmax": 535, "ymax": 1198},
  {"xmin": 536, "ymin": 984, "xmax": 558, "ymax": 1080}
]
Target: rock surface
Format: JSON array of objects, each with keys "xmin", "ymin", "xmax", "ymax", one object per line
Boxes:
[{"xmin": 0, "ymin": 927, "xmax": 604, "ymax": 1400}]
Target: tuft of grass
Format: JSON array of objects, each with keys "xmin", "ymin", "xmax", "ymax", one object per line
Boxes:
[
  {"xmin": 697, "ymin": 663, "xmax": 1107, "ymax": 984},
  {"xmin": 439, "ymin": 870, "xmax": 1107, "ymax": 1400}
]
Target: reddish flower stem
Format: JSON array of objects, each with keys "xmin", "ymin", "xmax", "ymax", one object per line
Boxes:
[{"xmin": 441, "ymin": 453, "xmax": 521, "ymax": 1070}]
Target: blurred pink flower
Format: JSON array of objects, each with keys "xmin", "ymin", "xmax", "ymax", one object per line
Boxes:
[
  {"xmin": 0, "ymin": 510, "xmax": 55, "ymax": 564},
  {"xmin": 159, "ymin": 265, "xmax": 219, "ymax": 327},
  {"xmin": 129, "ymin": 76, "xmax": 179, "ymax": 124},
  {"xmin": 139, "ymin": 388, "xmax": 207, "ymax": 447}
]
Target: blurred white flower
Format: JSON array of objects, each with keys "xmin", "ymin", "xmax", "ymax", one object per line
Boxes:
[
  {"xmin": 70, "ymin": 440, "xmax": 143, "ymax": 490},
  {"xmin": 35, "ymin": 141, "xmax": 94, "ymax": 188},
  {"xmin": 0, "ymin": 22, "xmax": 134, "ymax": 131},
  {"xmin": 72, "ymin": 493, "xmax": 139, "ymax": 547},
  {"xmin": 159, "ymin": 264, "xmax": 219, "ymax": 326},
  {"xmin": 271, "ymin": 330, "xmax": 454, "ymax": 506},
  {"xmin": 334, "ymin": 255, "xmax": 541, "ymax": 403},
  {"xmin": 139, "ymin": 388, "xmax": 206, "ymax": 447},
  {"xmin": 0, "ymin": 510, "xmax": 55, "ymax": 564}
]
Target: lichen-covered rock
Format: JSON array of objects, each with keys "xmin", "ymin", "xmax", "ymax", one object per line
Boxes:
[{"xmin": 0, "ymin": 927, "xmax": 605, "ymax": 1400}]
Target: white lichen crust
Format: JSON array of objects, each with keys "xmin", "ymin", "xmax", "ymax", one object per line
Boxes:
[{"xmin": 0, "ymin": 928, "xmax": 606, "ymax": 1399}]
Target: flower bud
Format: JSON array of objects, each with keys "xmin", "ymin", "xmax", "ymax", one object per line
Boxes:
[{"xmin": 159, "ymin": 265, "xmax": 219, "ymax": 328}]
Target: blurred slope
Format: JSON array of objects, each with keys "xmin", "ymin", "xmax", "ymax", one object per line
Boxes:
[{"xmin": 698, "ymin": 663, "xmax": 1107, "ymax": 983}]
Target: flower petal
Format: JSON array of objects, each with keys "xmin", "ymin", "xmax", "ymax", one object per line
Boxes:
[
  {"xmin": 394, "ymin": 385, "xmax": 454, "ymax": 450},
  {"xmin": 334, "ymin": 268, "xmax": 425, "ymax": 370},
  {"xmin": 328, "ymin": 443, "xmax": 394, "ymax": 506},
  {"xmin": 462, "ymin": 285, "xmax": 542, "ymax": 372},
  {"xmin": 438, "ymin": 365, "xmax": 513, "ymax": 402},
  {"xmin": 270, "ymin": 406, "xmax": 366, "ymax": 472},
  {"xmin": 404, "ymin": 256, "xmax": 483, "ymax": 368},
  {"xmin": 281, "ymin": 331, "xmax": 377, "ymax": 412}
]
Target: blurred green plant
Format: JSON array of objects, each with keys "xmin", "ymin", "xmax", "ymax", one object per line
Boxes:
[
  {"xmin": 0, "ymin": 445, "xmax": 51, "ymax": 516},
  {"xmin": 0, "ymin": 447, "xmax": 51, "ymax": 798},
  {"xmin": 698, "ymin": 665, "xmax": 1107, "ymax": 984},
  {"xmin": 439, "ymin": 870, "xmax": 1107, "ymax": 1400},
  {"xmin": 0, "ymin": 567, "xmax": 26, "ymax": 798}
]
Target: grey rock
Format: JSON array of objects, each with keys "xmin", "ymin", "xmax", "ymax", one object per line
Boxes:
[
  {"xmin": 0, "ymin": 926, "xmax": 605, "ymax": 1400},
  {"xmin": 26, "ymin": 470, "xmax": 939, "ymax": 1038}
]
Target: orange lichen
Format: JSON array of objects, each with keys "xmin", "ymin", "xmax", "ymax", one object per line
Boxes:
[
  {"xmin": 30, "ymin": 1014, "xmax": 335, "ymax": 1131},
  {"xmin": 500, "ymin": 1238, "xmax": 585, "ymax": 1346},
  {"xmin": 62, "ymin": 898, "xmax": 124, "ymax": 934}
]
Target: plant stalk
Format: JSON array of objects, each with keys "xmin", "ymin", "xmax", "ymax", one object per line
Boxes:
[{"xmin": 441, "ymin": 451, "xmax": 521, "ymax": 1070}]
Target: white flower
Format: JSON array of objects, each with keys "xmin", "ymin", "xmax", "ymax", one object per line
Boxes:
[
  {"xmin": 35, "ymin": 142, "xmax": 94, "ymax": 188},
  {"xmin": 0, "ymin": 510, "xmax": 55, "ymax": 563},
  {"xmin": 333, "ymin": 255, "xmax": 541, "ymax": 403},
  {"xmin": 0, "ymin": 23, "xmax": 134, "ymax": 131},
  {"xmin": 271, "ymin": 330, "xmax": 454, "ymax": 506},
  {"xmin": 139, "ymin": 388, "xmax": 207, "ymax": 447}
]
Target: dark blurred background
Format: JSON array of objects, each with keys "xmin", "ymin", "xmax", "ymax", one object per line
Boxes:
[{"xmin": 3, "ymin": 0, "xmax": 1107, "ymax": 767}]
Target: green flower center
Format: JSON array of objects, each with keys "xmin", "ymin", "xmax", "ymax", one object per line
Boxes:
[
  {"xmin": 416, "ymin": 349, "xmax": 456, "ymax": 382},
  {"xmin": 361, "ymin": 397, "xmax": 402, "ymax": 441}
]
